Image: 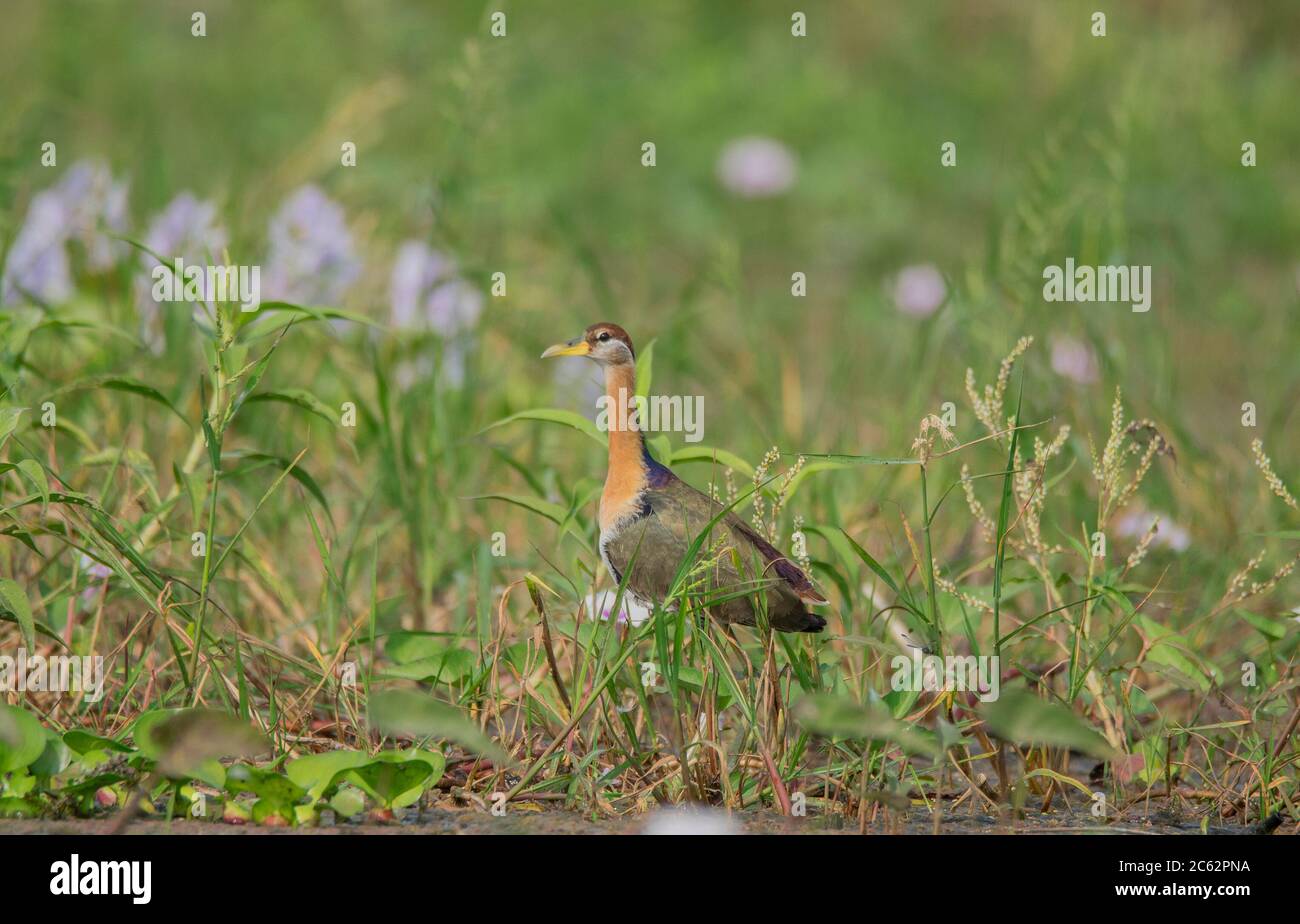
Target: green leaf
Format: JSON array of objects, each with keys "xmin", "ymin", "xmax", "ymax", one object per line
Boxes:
[
  {"xmin": 285, "ymin": 748, "xmax": 444, "ymax": 809},
  {"xmin": 230, "ymin": 323, "xmax": 293, "ymax": 415},
  {"xmin": 784, "ymin": 460, "xmax": 850, "ymax": 501},
  {"xmin": 667, "ymin": 445, "xmax": 755, "ymax": 477},
  {"xmin": 49, "ymin": 375, "xmax": 188, "ymax": 425},
  {"xmin": 980, "ymin": 690, "xmax": 1115, "ymax": 758},
  {"xmin": 286, "ymin": 751, "xmax": 374, "ymax": 802},
  {"xmin": 839, "ymin": 529, "xmax": 923, "ymax": 620},
  {"xmin": 0, "ymin": 579, "xmax": 36, "ymax": 651},
  {"xmin": 673, "ymin": 665, "xmax": 734, "ymax": 710},
  {"xmin": 381, "ymin": 649, "xmax": 477, "ymax": 684},
  {"xmin": 480, "ymin": 408, "xmax": 603, "ymax": 446},
  {"xmin": 0, "ymin": 705, "xmax": 47, "ymax": 773},
  {"xmin": 1136, "ymin": 614, "xmax": 1214, "ymax": 692},
  {"xmin": 384, "ymin": 632, "xmax": 459, "ymax": 664},
  {"xmin": 1236, "ymin": 608, "xmax": 1288, "ymax": 641},
  {"xmin": 634, "ymin": 339, "xmax": 656, "ymax": 399},
  {"xmin": 793, "ymin": 693, "xmax": 937, "ymax": 756},
  {"xmin": 0, "ymin": 797, "xmax": 40, "ymax": 818},
  {"xmin": 382, "ymin": 635, "xmax": 477, "ymax": 684},
  {"xmin": 344, "ymin": 750, "xmax": 444, "ymax": 809},
  {"xmin": 368, "ymin": 689, "xmax": 511, "ymax": 764},
  {"xmin": 30, "ymin": 728, "xmax": 71, "ymax": 777},
  {"xmin": 79, "ymin": 448, "xmax": 156, "ymax": 478},
  {"xmin": 329, "ymin": 786, "xmax": 365, "ymax": 817},
  {"xmin": 468, "ymin": 493, "xmax": 567, "ymax": 524},
  {"xmin": 1127, "ymin": 737, "xmax": 1167, "ymax": 786},
  {"xmin": 132, "ymin": 709, "xmax": 266, "ymax": 783},
  {"xmin": 992, "ymin": 379, "xmax": 1022, "ymax": 663},
  {"xmin": 224, "ymin": 764, "xmax": 307, "ymax": 805},
  {"xmin": 15, "ymin": 460, "xmax": 48, "ymax": 507},
  {"xmin": 244, "ymin": 389, "xmax": 337, "ymax": 427},
  {"xmin": 252, "ymin": 797, "xmax": 294, "ymax": 825},
  {"xmin": 64, "ymin": 729, "xmax": 133, "ymax": 756},
  {"xmin": 0, "ymin": 407, "xmax": 25, "ymax": 447},
  {"xmin": 224, "ymin": 451, "xmax": 331, "ymax": 516},
  {"xmin": 250, "ymin": 300, "xmax": 380, "ymax": 329},
  {"xmin": 648, "ymin": 435, "xmax": 672, "ymax": 465}
]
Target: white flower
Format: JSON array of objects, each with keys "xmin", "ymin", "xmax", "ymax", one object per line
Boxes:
[
  {"xmin": 263, "ymin": 185, "xmax": 360, "ymax": 305},
  {"xmin": 892, "ymin": 264, "xmax": 946, "ymax": 318},
  {"xmin": 1115, "ymin": 508, "xmax": 1190, "ymax": 552},
  {"xmin": 642, "ymin": 807, "xmax": 740, "ymax": 835},
  {"xmin": 585, "ymin": 589, "xmax": 651, "ymax": 627},
  {"xmin": 716, "ymin": 136, "xmax": 797, "ymax": 198},
  {"xmin": 1050, "ymin": 335, "xmax": 1099, "ymax": 385}
]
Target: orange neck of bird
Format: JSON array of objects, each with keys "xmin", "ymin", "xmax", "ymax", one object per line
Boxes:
[{"xmin": 600, "ymin": 362, "xmax": 647, "ymax": 530}]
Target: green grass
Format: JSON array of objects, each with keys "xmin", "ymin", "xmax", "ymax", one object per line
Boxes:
[{"xmin": 0, "ymin": 0, "xmax": 1298, "ymax": 831}]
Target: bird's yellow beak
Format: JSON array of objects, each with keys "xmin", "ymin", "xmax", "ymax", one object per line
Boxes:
[{"xmin": 541, "ymin": 338, "xmax": 590, "ymax": 359}]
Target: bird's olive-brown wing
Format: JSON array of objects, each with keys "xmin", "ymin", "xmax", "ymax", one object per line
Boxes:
[
  {"xmin": 658, "ymin": 476, "xmax": 823, "ymax": 602},
  {"xmin": 603, "ymin": 481, "xmax": 800, "ymax": 616}
]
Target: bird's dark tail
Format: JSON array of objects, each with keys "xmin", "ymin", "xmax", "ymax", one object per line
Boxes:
[{"xmin": 795, "ymin": 610, "xmax": 827, "ymax": 633}]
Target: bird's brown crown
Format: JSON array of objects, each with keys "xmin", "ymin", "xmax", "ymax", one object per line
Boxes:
[{"xmin": 584, "ymin": 323, "xmax": 635, "ymax": 359}]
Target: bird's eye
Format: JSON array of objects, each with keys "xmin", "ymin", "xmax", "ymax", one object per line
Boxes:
[{"xmin": 597, "ymin": 332, "xmax": 611, "ymax": 342}]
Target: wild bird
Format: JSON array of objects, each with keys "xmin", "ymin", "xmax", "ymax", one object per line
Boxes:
[{"xmin": 542, "ymin": 323, "xmax": 827, "ymax": 632}]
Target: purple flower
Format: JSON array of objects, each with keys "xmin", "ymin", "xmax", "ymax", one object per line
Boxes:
[
  {"xmin": 716, "ymin": 136, "xmax": 797, "ymax": 198},
  {"xmin": 389, "ymin": 241, "xmax": 482, "ymax": 334},
  {"xmin": 79, "ymin": 553, "xmax": 113, "ymax": 581},
  {"xmin": 263, "ymin": 185, "xmax": 360, "ymax": 305},
  {"xmin": 78, "ymin": 553, "xmax": 113, "ymax": 607},
  {"xmin": 1050, "ymin": 334, "xmax": 1099, "ymax": 385},
  {"xmin": 892, "ymin": 264, "xmax": 947, "ymax": 318},
  {"xmin": 142, "ymin": 192, "xmax": 227, "ymax": 262},
  {"xmin": 2, "ymin": 159, "xmax": 130, "ymax": 306},
  {"xmin": 135, "ymin": 192, "xmax": 229, "ymax": 351},
  {"xmin": 425, "ymin": 277, "xmax": 483, "ymax": 337},
  {"xmin": 56, "ymin": 160, "xmax": 130, "ymax": 271},
  {"xmin": 388, "ymin": 241, "xmax": 483, "ymax": 386},
  {"xmin": 390, "ymin": 242, "xmax": 452, "ymax": 328},
  {"xmin": 2, "ymin": 190, "xmax": 73, "ymax": 306}
]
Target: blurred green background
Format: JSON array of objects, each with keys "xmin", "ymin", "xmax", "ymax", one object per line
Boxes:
[{"xmin": 3, "ymin": 0, "xmax": 1300, "ymax": 629}]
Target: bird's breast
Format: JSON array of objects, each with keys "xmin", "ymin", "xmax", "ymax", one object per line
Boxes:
[{"xmin": 599, "ymin": 476, "xmax": 648, "ymax": 535}]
